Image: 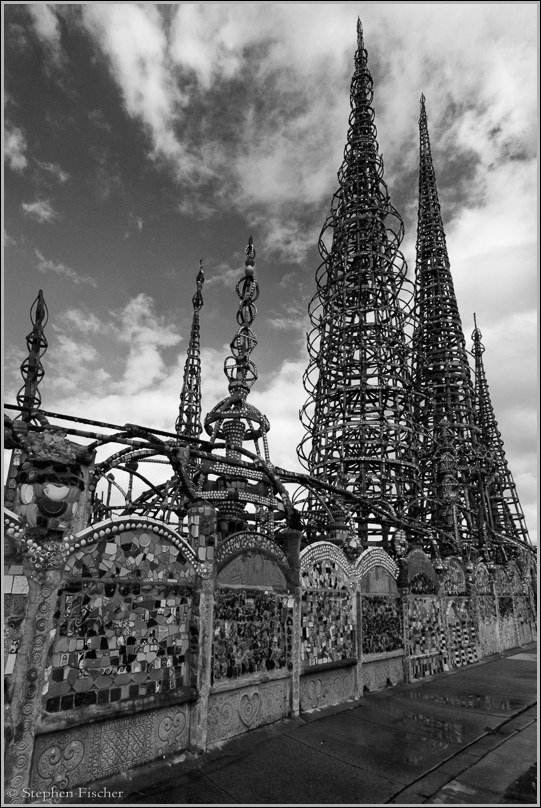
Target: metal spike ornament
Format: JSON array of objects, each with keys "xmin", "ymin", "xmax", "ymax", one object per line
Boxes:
[
  {"xmin": 297, "ymin": 20, "xmax": 419, "ymax": 550},
  {"xmin": 17, "ymin": 289, "xmax": 49, "ymax": 420},
  {"xmin": 203, "ymin": 237, "xmax": 276, "ymax": 539},
  {"xmin": 472, "ymin": 315, "xmax": 532, "ymax": 550},
  {"xmin": 5, "ymin": 290, "xmax": 49, "ymax": 510},
  {"xmin": 176, "ymin": 261, "xmax": 204, "ymax": 438},
  {"xmin": 412, "ymin": 95, "xmax": 482, "ymax": 555}
]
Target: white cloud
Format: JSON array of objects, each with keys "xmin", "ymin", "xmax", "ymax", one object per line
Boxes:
[
  {"xmin": 112, "ymin": 294, "xmax": 183, "ymax": 396},
  {"xmin": 4, "ymin": 125, "xmax": 28, "ymax": 172},
  {"xmin": 204, "ymin": 263, "xmax": 241, "ymax": 289},
  {"xmin": 27, "ymin": 4, "xmax": 63, "ymax": 64},
  {"xmin": 22, "ymin": 198, "xmax": 60, "ymax": 223},
  {"xmin": 81, "ymin": 5, "xmax": 208, "ymax": 182},
  {"xmin": 36, "ymin": 160, "xmax": 70, "ymax": 183},
  {"xmin": 35, "ymin": 250, "xmax": 96, "ymax": 286}
]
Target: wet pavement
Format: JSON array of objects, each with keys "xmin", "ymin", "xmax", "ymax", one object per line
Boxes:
[{"xmin": 47, "ymin": 643, "xmax": 537, "ymax": 805}]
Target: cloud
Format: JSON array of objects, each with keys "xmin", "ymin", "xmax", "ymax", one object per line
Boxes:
[
  {"xmin": 268, "ymin": 302, "xmax": 310, "ymax": 334},
  {"xmin": 35, "ymin": 250, "xmax": 97, "ymax": 286},
  {"xmin": 88, "ymin": 109, "xmax": 112, "ymax": 132},
  {"xmin": 74, "ymin": 4, "xmax": 536, "ymax": 270},
  {"xmin": 124, "ymin": 212, "xmax": 144, "ymax": 240},
  {"xmin": 22, "ymin": 198, "xmax": 61, "ymax": 224},
  {"xmin": 81, "ymin": 5, "xmax": 207, "ymax": 183},
  {"xmin": 4, "ymin": 229, "xmax": 17, "ymax": 248},
  {"xmin": 26, "ymin": 4, "xmax": 64, "ymax": 66},
  {"xmin": 111, "ymin": 294, "xmax": 183, "ymax": 396},
  {"xmin": 36, "ymin": 160, "xmax": 70, "ymax": 183},
  {"xmin": 4, "ymin": 125, "xmax": 28, "ymax": 172},
  {"xmin": 204, "ymin": 263, "xmax": 242, "ymax": 289}
]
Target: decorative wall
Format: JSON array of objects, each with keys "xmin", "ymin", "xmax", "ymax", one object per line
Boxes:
[
  {"xmin": 30, "ymin": 703, "xmax": 190, "ymax": 792},
  {"xmin": 299, "ymin": 665, "xmax": 355, "ymax": 710},
  {"xmin": 361, "ymin": 596, "xmax": 403, "ymax": 655},
  {"xmin": 497, "ymin": 596, "xmax": 517, "ymax": 650},
  {"xmin": 212, "ymin": 588, "xmax": 293, "ymax": 683},
  {"xmin": 207, "ymin": 678, "xmax": 290, "ymax": 744},
  {"xmin": 43, "ymin": 525, "xmax": 197, "ymax": 716},
  {"xmin": 515, "ymin": 595, "xmax": 536, "ymax": 645},
  {"xmin": 45, "ymin": 581, "xmax": 193, "ymax": 712},
  {"xmin": 407, "ymin": 596, "xmax": 445, "ymax": 679},
  {"xmin": 444, "ymin": 599, "xmax": 478, "ymax": 668},
  {"xmin": 362, "ymin": 655, "xmax": 404, "ymax": 692},
  {"xmin": 476, "ymin": 595, "xmax": 499, "ymax": 657},
  {"xmin": 301, "ymin": 590, "xmax": 355, "ymax": 666},
  {"xmin": 300, "ymin": 543, "xmax": 356, "ymax": 668}
]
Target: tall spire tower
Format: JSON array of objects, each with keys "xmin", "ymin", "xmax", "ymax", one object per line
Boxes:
[
  {"xmin": 176, "ymin": 261, "xmax": 204, "ymax": 439},
  {"xmin": 471, "ymin": 315, "xmax": 531, "ymax": 550},
  {"xmin": 4, "ymin": 290, "xmax": 49, "ymax": 510},
  {"xmin": 413, "ymin": 95, "xmax": 481, "ymax": 555},
  {"xmin": 298, "ymin": 20, "xmax": 418, "ymax": 549}
]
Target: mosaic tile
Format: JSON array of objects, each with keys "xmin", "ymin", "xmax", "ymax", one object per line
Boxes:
[
  {"xmin": 361, "ymin": 595, "xmax": 403, "ymax": 654},
  {"xmin": 212, "ymin": 589, "xmax": 292, "ymax": 683},
  {"xmin": 301, "ymin": 590, "xmax": 355, "ymax": 666}
]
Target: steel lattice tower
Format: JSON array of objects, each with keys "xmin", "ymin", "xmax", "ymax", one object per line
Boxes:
[
  {"xmin": 298, "ymin": 20, "xmax": 419, "ymax": 549},
  {"xmin": 176, "ymin": 261, "xmax": 204, "ymax": 439},
  {"xmin": 471, "ymin": 315, "xmax": 532, "ymax": 550},
  {"xmin": 413, "ymin": 95, "xmax": 483, "ymax": 555}
]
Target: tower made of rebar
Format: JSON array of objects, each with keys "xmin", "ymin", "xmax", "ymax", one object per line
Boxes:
[
  {"xmin": 297, "ymin": 20, "xmax": 419, "ymax": 550},
  {"xmin": 412, "ymin": 95, "xmax": 484, "ymax": 556},
  {"xmin": 471, "ymin": 315, "xmax": 532, "ymax": 553}
]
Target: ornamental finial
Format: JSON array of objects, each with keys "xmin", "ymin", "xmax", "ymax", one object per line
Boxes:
[{"xmin": 357, "ymin": 17, "xmax": 364, "ymax": 49}]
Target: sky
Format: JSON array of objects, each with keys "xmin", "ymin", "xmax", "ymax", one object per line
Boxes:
[{"xmin": 3, "ymin": 3, "xmax": 538, "ymax": 544}]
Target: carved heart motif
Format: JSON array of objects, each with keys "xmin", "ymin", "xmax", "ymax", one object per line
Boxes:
[
  {"xmin": 239, "ymin": 692, "xmax": 260, "ymax": 726},
  {"xmin": 307, "ymin": 678, "xmax": 323, "ymax": 700}
]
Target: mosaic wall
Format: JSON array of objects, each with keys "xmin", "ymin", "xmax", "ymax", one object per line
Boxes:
[
  {"xmin": 64, "ymin": 529, "xmax": 196, "ymax": 583},
  {"xmin": 301, "ymin": 590, "xmax": 355, "ymax": 666},
  {"xmin": 476, "ymin": 595, "xmax": 499, "ymax": 657},
  {"xmin": 441, "ymin": 558, "xmax": 467, "ymax": 596},
  {"xmin": 212, "ymin": 589, "xmax": 293, "ymax": 683},
  {"xmin": 361, "ymin": 596, "xmax": 403, "ymax": 655},
  {"xmin": 207, "ymin": 679, "xmax": 289, "ymax": 744},
  {"xmin": 409, "ymin": 572, "xmax": 438, "ymax": 595},
  {"xmin": 362, "ymin": 655, "xmax": 404, "ymax": 692},
  {"xmin": 407, "ymin": 596, "xmax": 445, "ymax": 680},
  {"xmin": 44, "ymin": 529, "xmax": 196, "ymax": 713},
  {"xmin": 498, "ymin": 596, "xmax": 517, "ymax": 650},
  {"xmin": 300, "ymin": 557, "xmax": 352, "ymax": 591},
  {"xmin": 445, "ymin": 599, "xmax": 478, "ymax": 668},
  {"xmin": 4, "ymin": 565, "xmax": 29, "ymax": 676},
  {"xmin": 300, "ymin": 665, "xmax": 355, "ymax": 711},
  {"xmin": 31, "ymin": 703, "xmax": 190, "ymax": 791},
  {"xmin": 515, "ymin": 595, "xmax": 536, "ymax": 645},
  {"xmin": 45, "ymin": 582, "xmax": 193, "ymax": 712}
]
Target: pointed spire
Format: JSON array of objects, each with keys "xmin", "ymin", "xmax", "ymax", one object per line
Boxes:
[
  {"xmin": 471, "ymin": 315, "xmax": 531, "ymax": 547},
  {"xmin": 413, "ymin": 96, "xmax": 481, "ymax": 554},
  {"xmin": 356, "ymin": 17, "xmax": 364, "ymax": 49},
  {"xmin": 5, "ymin": 290, "xmax": 49, "ymax": 510},
  {"xmin": 17, "ymin": 289, "xmax": 48, "ymax": 421},
  {"xmin": 298, "ymin": 23, "xmax": 418, "ymax": 551},
  {"xmin": 176, "ymin": 262, "xmax": 204, "ymax": 438},
  {"xmin": 223, "ymin": 235, "xmax": 259, "ymax": 398},
  {"xmin": 203, "ymin": 235, "xmax": 276, "ymax": 540}
]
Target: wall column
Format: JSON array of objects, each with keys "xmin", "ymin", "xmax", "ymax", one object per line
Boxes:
[
  {"xmin": 5, "ymin": 547, "xmax": 66, "ymax": 805},
  {"xmin": 187, "ymin": 502, "xmax": 217, "ymax": 753}
]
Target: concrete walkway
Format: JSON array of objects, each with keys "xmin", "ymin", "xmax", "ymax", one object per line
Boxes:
[{"xmin": 54, "ymin": 643, "xmax": 537, "ymax": 805}]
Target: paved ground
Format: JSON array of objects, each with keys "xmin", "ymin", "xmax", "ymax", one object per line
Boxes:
[{"xmin": 52, "ymin": 643, "xmax": 537, "ymax": 806}]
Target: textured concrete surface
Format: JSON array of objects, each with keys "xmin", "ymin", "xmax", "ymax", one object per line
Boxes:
[{"xmin": 50, "ymin": 643, "xmax": 537, "ymax": 805}]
